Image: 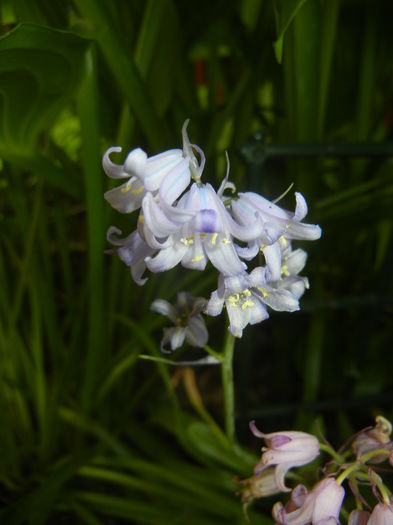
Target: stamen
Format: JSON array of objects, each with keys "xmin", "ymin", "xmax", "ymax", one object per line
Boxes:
[
  {"xmin": 211, "ymin": 233, "xmax": 218, "ymax": 245},
  {"xmin": 279, "ymin": 235, "xmax": 288, "ymax": 248},
  {"xmin": 121, "ymin": 180, "xmax": 133, "ymax": 193},
  {"xmin": 281, "ymin": 264, "xmax": 289, "ymax": 277},
  {"xmin": 221, "ymin": 237, "xmax": 231, "ymax": 244},
  {"xmin": 131, "ymin": 186, "xmax": 144, "ymax": 195},
  {"xmin": 241, "ymin": 300, "xmax": 254, "ymax": 310},
  {"xmin": 258, "ymin": 287, "xmax": 269, "ymax": 298},
  {"xmin": 191, "ymin": 255, "xmax": 204, "ymax": 263}
]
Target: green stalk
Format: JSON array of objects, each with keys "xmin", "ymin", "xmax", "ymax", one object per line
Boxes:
[{"xmin": 220, "ymin": 331, "xmax": 236, "ymax": 445}]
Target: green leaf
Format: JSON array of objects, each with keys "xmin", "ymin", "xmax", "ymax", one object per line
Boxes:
[
  {"xmin": 273, "ymin": 0, "xmax": 309, "ymax": 63},
  {"xmin": 0, "ymin": 23, "xmax": 88, "ymax": 154}
]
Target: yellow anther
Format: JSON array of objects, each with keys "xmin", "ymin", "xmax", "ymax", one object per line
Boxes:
[
  {"xmin": 191, "ymin": 255, "xmax": 204, "ymax": 263},
  {"xmin": 259, "ymin": 245, "xmax": 266, "ymax": 252},
  {"xmin": 131, "ymin": 186, "xmax": 144, "ymax": 195},
  {"xmin": 279, "ymin": 235, "xmax": 288, "ymax": 248},
  {"xmin": 241, "ymin": 289, "xmax": 251, "ymax": 297},
  {"xmin": 121, "ymin": 180, "xmax": 133, "ymax": 193},
  {"xmin": 281, "ymin": 264, "xmax": 289, "ymax": 277},
  {"xmin": 211, "ymin": 233, "xmax": 218, "ymax": 245},
  {"xmin": 258, "ymin": 287, "xmax": 269, "ymax": 298},
  {"xmin": 221, "ymin": 237, "xmax": 231, "ymax": 244},
  {"xmin": 228, "ymin": 293, "xmax": 240, "ymax": 306},
  {"xmin": 200, "ymin": 232, "xmax": 207, "ymax": 238},
  {"xmin": 181, "ymin": 236, "xmax": 194, "ymax": 246},
  {"xmin": 241, "ymin": 300, "xmax": 254, "ymax": 310},
  {"xmin": 138, "ymin": 215, "xmax": 144, "ymax": 223}
]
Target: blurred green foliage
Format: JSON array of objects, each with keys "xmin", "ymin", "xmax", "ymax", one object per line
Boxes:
[{"xmin": 0, "ymin": 0, "xmax": 392, "ymax": 523}]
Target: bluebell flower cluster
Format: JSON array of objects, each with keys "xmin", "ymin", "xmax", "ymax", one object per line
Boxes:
[{"xmin": 104, "ymin": 121, "xmax": 321, "ymax": 341}]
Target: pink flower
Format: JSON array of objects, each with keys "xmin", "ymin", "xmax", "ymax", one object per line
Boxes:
[
  {"xmin": 250, "ymin": 421, "xmax": 320, "ymax": 492},
  {"xmin": 273, "ymin": 477, "xmax": 345, "ymax": 525},
  {"xmin": 348, "ymin": 509, "xmax": 370, "ymax": 525},
  {"xmin": 367, "ymin": 502, "xmax": 393, "ymax": 525}
]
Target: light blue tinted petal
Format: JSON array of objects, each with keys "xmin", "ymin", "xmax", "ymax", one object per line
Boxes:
[
  {"xmin": 279, "ymin": 276, "xmax": 309, "ymax": 298},
  {"xmin": 181, "ymin": 234, "xmax": 208, "ymax": 271},
  {"xmin": 186, "ymin": 315, "xmax": 208, "ymax": 347},
  {"xmin": 169, "ymin": 327, "xmax": 187, "ymax": 351},
  {"xmin": 150, "ymin": 299, "xmax": 178, "ymax": 323},
  {"xmin": 159, "ymin": 158, "xmax": 192, "ymax": 207},
  {"xmin": 293, "ymin": 192, "xmax": 308, "ymax": 221},
  {"xmin": 206, "ymin": 291, "xmax": 224, "ymax": 316},
  {"xmin": 144, "ymin": 149, "xmax": 183, "ymax": 191},
  {"xmin": 285, "ymin": 222, "xmax": 322, "ymax": 241},
  {"xmin": 114, "ymin": 230, "xmax": 154, "ymax": 285},
  {"xmin": 226, "ymin": 303, "xmax": 249, "ymax": 338},
  {"xmin": 285, "ymin": 248, "xmax": 308, "ymax": 275},
  {"xmin": 249, "ymin": 266, "xmax": 267, "ymax": 287},
  {"xmin": 145, "ymin": 243, "xmax": 187, "ymax": 273},
  {"xmin": 142, "ymin": 192, "xmax": 180, "ymax": 237},
  {"xmin": 104, "ymin": 177, "xmax": 145, "ymax": 213},
  {"xmin": 222, "ymin": 273, "xmax": 251, "ymax": 295},
  {"xmin": 234, "ymin": 241, "xmax": 259, "ymax": 261},
  {"xmin": 143, "ymin": 226, "xmax": 173, "ymax": 250},
  {"xmin": 260, "ymin": 289, "xmax": 299, "ymax": 312},
  {"xmin": 102, "ymin": 147, "xmax": 130, "ymax": 179},
  {"xmin": 123, "ymin": 148, "xmax": 148, "ymax": 180},
  {"xmin": 161, "ymin": 327, "xmax": 187, "ymax": 352},
  {"xmin": 239, "ymin": 192, "xmax": 290, "ymax": 220},
  {"xmin": 106, "ymin": 226, "xmax": 132, "ymax": 246},
  {"xmin": 249, "ymin": 298, "xmax": 269, "ymax": 325},
  {"xmin": 263, "ymin": 242, "xmax": 282, "ymax": 281},
  {"xmin": 204, "ymin": 234, "xmax": 246, "ymax": 276}
]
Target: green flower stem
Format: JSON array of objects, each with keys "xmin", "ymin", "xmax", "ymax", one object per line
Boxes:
[
  {"xmin": 221, "ymin": 332, "xmax": 236, "ymax": 446},
  {"xmin": 319, "ymin": 442, "xmax": 345, "ymax": 464}
]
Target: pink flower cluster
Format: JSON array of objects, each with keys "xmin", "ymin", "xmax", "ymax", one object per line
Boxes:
[{"xmin": 239, "ymin": 416, "xmax": 393, "ymax": 524}]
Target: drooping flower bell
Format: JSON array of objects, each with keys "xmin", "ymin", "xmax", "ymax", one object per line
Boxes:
[
  {"xmin": 207, "ymin": 263, "xmax": 308, "ymax": 338},
  {"xmin": 151, "ymin": 292, "xmax": 208, "ymax": 352},
  {"xmin": 272, "ymin": 477, "xmax": 345, "ymax": 525},
  {"xmin": 249, "ymin": 421, "xmax": 320, "ymax": 492},
  {"xmin": 367, "ymin": 501, "xmax": 393, "ymax": 525}
]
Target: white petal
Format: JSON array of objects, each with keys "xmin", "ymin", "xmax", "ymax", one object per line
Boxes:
[
  {"xmin": 123, "ymin": 148, "xmax": 148, "ymax": 180},
  {"xmin": 150, "ymin": 299, "xmax": 178, "ymax": 323},
  {"xmin": 293, "ymin": 192, "xmax": 308, "ymax": 221},
  {"xmin": 104, "ymin": 177, "xmax": 145, "ymax": 213},
  {"xmin": 234, "ymin": 241, "xmax": 259, "ymax": 261},
  {"xmin": 186, "ymin": 315, "xmax": 208, "ymax": 347},
  {"xmin": 260, "ymin": 288, "xmax": 299, "ymax": 312},
  {"xmin": 206, "ymin": 291, "xmax": 224, "ymax": 317},
  {"xmin": 145, "ymin": 243, "xmax": 187, "ymax": 273},
  {"xmin": 285, "ymin": 248, "xmax": 308, "ymax": 275},
  {"xmin": 263, "ymin": 242, "xmax": 282, "ymax": 281},
  {"xmin": 144, "ymin": 149, "xmax": 183, "ymax": 191},
  {"xmin": 285, "ymin": 222, "xmax": 322, "ymax": 241},
  {"xmin": 102, "ymin": 147, "xmax": 129, "ymax": 179},
  {"xmin": 204, "ymin": 234, "xmax": 246, "ymax": 276},
  {"xmin": 248, "ymin": 298, "xmax": 269, "ymax": 325},
  {"xmin": 226, "ymin": 303, "xmax": 249, "ymax": 338},
  {"xmin": 159, "ymin": 157, "xmax": 192, "ymax": 208},
  {"xmin": 142, "ymin": 192, "xmax": 180, "ymax": 237},
  {"xmin": 181, "ymin": 234, "xmax": 208, "ymax": 271}
]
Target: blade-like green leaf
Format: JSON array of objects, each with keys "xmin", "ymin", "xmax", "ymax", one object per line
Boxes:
[
  {"xmin": 0, "ymin": 23, "xmax": 88, "ymax": 153},
  {"xmin": 273, "ymin": 0, "xmax": 309, "ymax": 63}
]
